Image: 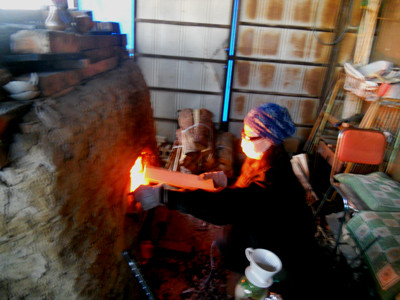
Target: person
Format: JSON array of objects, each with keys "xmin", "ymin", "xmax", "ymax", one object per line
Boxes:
[{"xmin": 133, "ymin": 103, "xmax": 317, "ymax": 279}]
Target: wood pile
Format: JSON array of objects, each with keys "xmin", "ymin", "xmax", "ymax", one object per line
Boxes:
[
  {"xmin": 215, "ymin": 131, "xmax": 234, "ymax": 177},
  {"xmin": 165, "ymin": 108, "xmax": 234, "ymax": 176}
]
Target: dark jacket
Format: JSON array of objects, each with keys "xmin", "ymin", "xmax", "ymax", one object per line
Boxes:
[{"xmin": 165, "ymin": 144, "xmax": 316, "ymax": 272}]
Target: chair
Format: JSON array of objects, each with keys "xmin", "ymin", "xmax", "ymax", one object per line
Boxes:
[{"xmin": 315, "ymin": 127, "xmax": 388, "ymax": 252}]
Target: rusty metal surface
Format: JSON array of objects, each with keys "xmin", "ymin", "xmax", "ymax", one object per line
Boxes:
[
  {"xmin": 236, "ymin": 26, "xmax": 334, "ymax": 63},
  {"xmin": 228, "ymin": 0, "xmax": 355, "ymax": 142},
  {"xmin": 233, "ymin": 60, "xmax": 326, "ymax": 96},
  {"xmin": 135, "ymin": 0, "xmax": 359, "ymax": 142},
  {"xmin": 229, "ymin": 92, "xmax": 319, "ymax": 124},
  {"xmin": 240, "ymin": 0, "xmax": 340, "ymax": 29}
]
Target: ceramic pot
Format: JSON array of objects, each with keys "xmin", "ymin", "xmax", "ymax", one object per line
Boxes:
[
  {"xmin": 244, "ymin": 248, "xmax": 282, "ymax": 288},
  {"xmin": 234, "ymin": 276, "xmax": 270, "ymax": 300},
  {"xmin": 45, "ymin": 5, "xmax": 67, "ymax": 31}
]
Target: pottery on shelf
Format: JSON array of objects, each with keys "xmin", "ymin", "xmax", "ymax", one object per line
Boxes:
[{"xmin": 45, "ymin": 5, "xmax": 67, "ymax": 31}]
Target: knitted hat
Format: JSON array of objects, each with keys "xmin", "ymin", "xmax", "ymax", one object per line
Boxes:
[{"xmin": 244, "ymin": 103, "xmax": 295, "ymax": 145}]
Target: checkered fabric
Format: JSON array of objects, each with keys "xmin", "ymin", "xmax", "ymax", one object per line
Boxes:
[
  {"xmin": 335, "ymin": 172, "xmax": 400, "ymax": 211},
  {"xmin": 346, "ymin": 211, "xmax": 400, "ymax": 300}
]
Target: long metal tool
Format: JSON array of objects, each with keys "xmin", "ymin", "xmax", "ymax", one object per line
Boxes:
[{"xmin": 122, "ymin": 250, "xmax": 155, "ymax": 300}]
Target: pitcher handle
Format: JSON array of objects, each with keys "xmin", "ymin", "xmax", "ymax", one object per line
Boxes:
[{"xmin": 245, "ymin": 248, "xmax": 254, "ymax": 262}]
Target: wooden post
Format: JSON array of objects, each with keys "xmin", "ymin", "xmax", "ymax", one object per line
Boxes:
[{"xmin": 342, "ymin": 0, "xmax": 382, "ymax": 119}]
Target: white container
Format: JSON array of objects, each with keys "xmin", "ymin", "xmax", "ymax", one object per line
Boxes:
[{"xmin": 3, "ymin": 73, "xmax": 38, "ymax": 94}]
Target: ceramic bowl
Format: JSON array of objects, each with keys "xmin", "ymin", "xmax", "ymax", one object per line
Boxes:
[
  {"xmin": 10, "ymin": 90, "xmax": 40, "ymax": 101},
  {"xmin": 3, "ymin": 80, "xmax": 37, "ymax": 94}
]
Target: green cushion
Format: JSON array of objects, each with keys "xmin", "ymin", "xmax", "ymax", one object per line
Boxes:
[
  {"xmin": 346, "ymin": 211, "xmax": 400, "ymax": 300},
  {"xmin": 334, "ymin": 172, "xmax": 400, "ymax": 211}
]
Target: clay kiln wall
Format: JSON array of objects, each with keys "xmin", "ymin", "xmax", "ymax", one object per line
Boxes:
[{"xmin": 0, "ymin": 59, "xmax": 157, "ymax": 299}]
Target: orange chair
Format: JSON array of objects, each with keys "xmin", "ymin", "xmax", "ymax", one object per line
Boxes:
[{"xmin": 315, "ymin": 128, "xmax": 387, "ymax": 252}]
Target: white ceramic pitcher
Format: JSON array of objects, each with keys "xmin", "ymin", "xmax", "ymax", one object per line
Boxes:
[{"xmin": 244, "ymin": 248, "xmax": 282, "ymax": 288}]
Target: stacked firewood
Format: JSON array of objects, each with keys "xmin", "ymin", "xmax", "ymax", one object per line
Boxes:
[
  {"xmin": 215, "ymin": 131, "xmax": 234, "ymax": 177},
  {"xmin": 165, "ymin": 108, "xmax": 234, "ymax": 176}
]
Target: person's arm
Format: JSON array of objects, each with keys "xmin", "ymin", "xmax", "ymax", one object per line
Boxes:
[{"xmin": 166, "ymin": 184, "xmax": 263, "ymax": 225}]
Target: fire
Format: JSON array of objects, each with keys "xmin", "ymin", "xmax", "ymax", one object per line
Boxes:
[{"xmin": 130, "ymin": 155, "xmax": 149, "ymax": 192}]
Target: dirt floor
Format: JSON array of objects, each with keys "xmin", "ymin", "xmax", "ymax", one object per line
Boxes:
[{"xmin": 125, "ymin": 205, "xmax": 380, "ymax": 300}]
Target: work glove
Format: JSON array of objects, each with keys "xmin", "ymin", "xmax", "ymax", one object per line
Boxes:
[
  {"xmin": 133, "ymin": 184, "xmax": 165, "ymax": 210},
  {"xmin": 200, "ymin": 171, "xmax": 228, "ymax": 188}
]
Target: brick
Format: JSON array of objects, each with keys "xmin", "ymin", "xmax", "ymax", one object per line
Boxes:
[
  {"xmin": 119, "ymin": 34, "xmax": 127, "ymax": 47},
  {"xmin": 77, "ymin": 34, "xmax": 126, "ymax": 51},
  {"xmin": 81, "ymin": 56, "xmax": 119, "ymax": 79},
  {"xmin": 77, "ymin": 34, "xmax": 96, "ymax": 51},
  {"xmin": 38, "ymin": 70, "xmax": 81, "ymax": 97},
  {"xmin": 92, "ymin": 22, "xmax": 120, "ymax": 34},
  {"xmin": 82, "ymin": 46, "xmax": 120, "ymax": 63},
  {"xmin": 10, "ymin": 30, "xmax": 79, "ymax": 54}
]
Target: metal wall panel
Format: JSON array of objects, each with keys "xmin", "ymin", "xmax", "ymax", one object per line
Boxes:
[
  {"xmin": 154, "ymin": 121, "xmax": 178, "ymax": 142},
  {"xmin": 236, "ymin": 26, "xmax": 334, "ymax": 63},
  {"xmin": 227, "ymin": 0, "xmax": 343, "ymax": 143},
  {"xmin": 137, "ymin": 57, "xmax": 225, "ymax": 92},
  {"xmin": 136, "ymin": 23, "xmax": 230, "ymax": 59},
  {"xmin": 136, "ymin": 0, "xmax": 231, "ymax": 141},
  {"xmin": 229, "ymin": 92, "xmax": 318, "ymax": 125},
  {"xmin": 135, "ymin": 0, "xmax": 356, "ymax": 146},
  {"xmin": 151, "ymin": 91, "xmax": 222, "ymax": 122},
  {"xmin": 337, "ymin": 32, "xmax": 358, "ymax": 64},
  {"xmin": 233, "ymin": 60, "xmax": 326, "ymax": 96},
  {"xmin": 239, "ymin": 0, "xmax": 340, "ymax": 29},
  {"xmin": 137, "ymin": 0, "xmax": 232, "ymax": 25},
  {"xmin": 229, "ymin": 92, "xmax": 277, "ymax": 119}
]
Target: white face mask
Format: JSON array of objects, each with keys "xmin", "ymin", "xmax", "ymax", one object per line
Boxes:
[
  {"xmin": 241, "ymin": 125, "xmax": 272, "ymax": 160},
  {"xmin": 241, "ymin": 138, "xmax": 272, "ymax": 160}
]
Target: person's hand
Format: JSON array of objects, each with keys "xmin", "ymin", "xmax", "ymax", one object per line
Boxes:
[
  {"xmin": 200, "ymin": 171, "xmax": 228, "ymax": 188},
  {"xmin": 132, "ymin": 184, "xmax": 164, "ymax": 210}
]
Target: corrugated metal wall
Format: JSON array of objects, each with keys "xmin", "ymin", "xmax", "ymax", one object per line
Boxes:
[
  {"xmin": 135, "ymin": 0, "xmax": 361, "ymax": 143},
  {"xmin": 229, "ymin": 0, "xmax": 340, "ymax": 141},
  {"xmin": 135, "ymin": 0, "xmax": 232, "ymax": 141}
]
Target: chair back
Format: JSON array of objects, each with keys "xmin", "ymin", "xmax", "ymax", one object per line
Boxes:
[{"xmin": 330, "ymin": 128, "xmax": 387, "ymax": 182}]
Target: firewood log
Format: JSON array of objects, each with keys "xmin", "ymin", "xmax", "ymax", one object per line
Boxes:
[
  {"xmin": 178, "ymin": 109, "xmax": 197, "ymax": 153},
  {"xmin": 215, "ymin": 131, "xmax": 234, "ymax": 176},
  {"xmin": 216, "ymin": 131, "xmax": 234, "ymax": 166},
  {"xmin": 178, "ymin": 108, "xmax": 193, "ymax": 129},
  {"xmin": 193, "ymin": 108, "xmax": 213, "ymax": 149}
]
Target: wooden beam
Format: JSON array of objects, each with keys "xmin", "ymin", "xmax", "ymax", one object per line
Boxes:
[
  {"xmin": 342, "ymin": 0, "xmax": 382, "ymax": 119},
  {"xmin": 354, "ymin": 0, "xmax": 383, "ymax": 65},
  {"xmin": 144, "ymin": 166, "xmax": 215, "ymax": 191}
]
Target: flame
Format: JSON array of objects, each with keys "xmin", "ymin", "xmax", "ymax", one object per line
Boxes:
[{"xmin": 130, "ymin": 156, "xmax": 149, "ymax": 192}]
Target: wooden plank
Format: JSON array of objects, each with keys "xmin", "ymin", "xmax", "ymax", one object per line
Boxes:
[
  {"xmin": 354, "ymin": 0, "xmax": 382, "ymax": 65},
  {"xmin": 316, "ymin": 141, "xmax": 335, "ymax": 167},
  {"xmin": 144, "ymin": 166, "xmax": 215, "ymax": 191},
  {"xmin": 326, "ymin": 114, "xmax": 340, "ymax": 126},
  {"xmin": 342, "ymin": 0, "xmax": 382, "ymax": 119}
]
